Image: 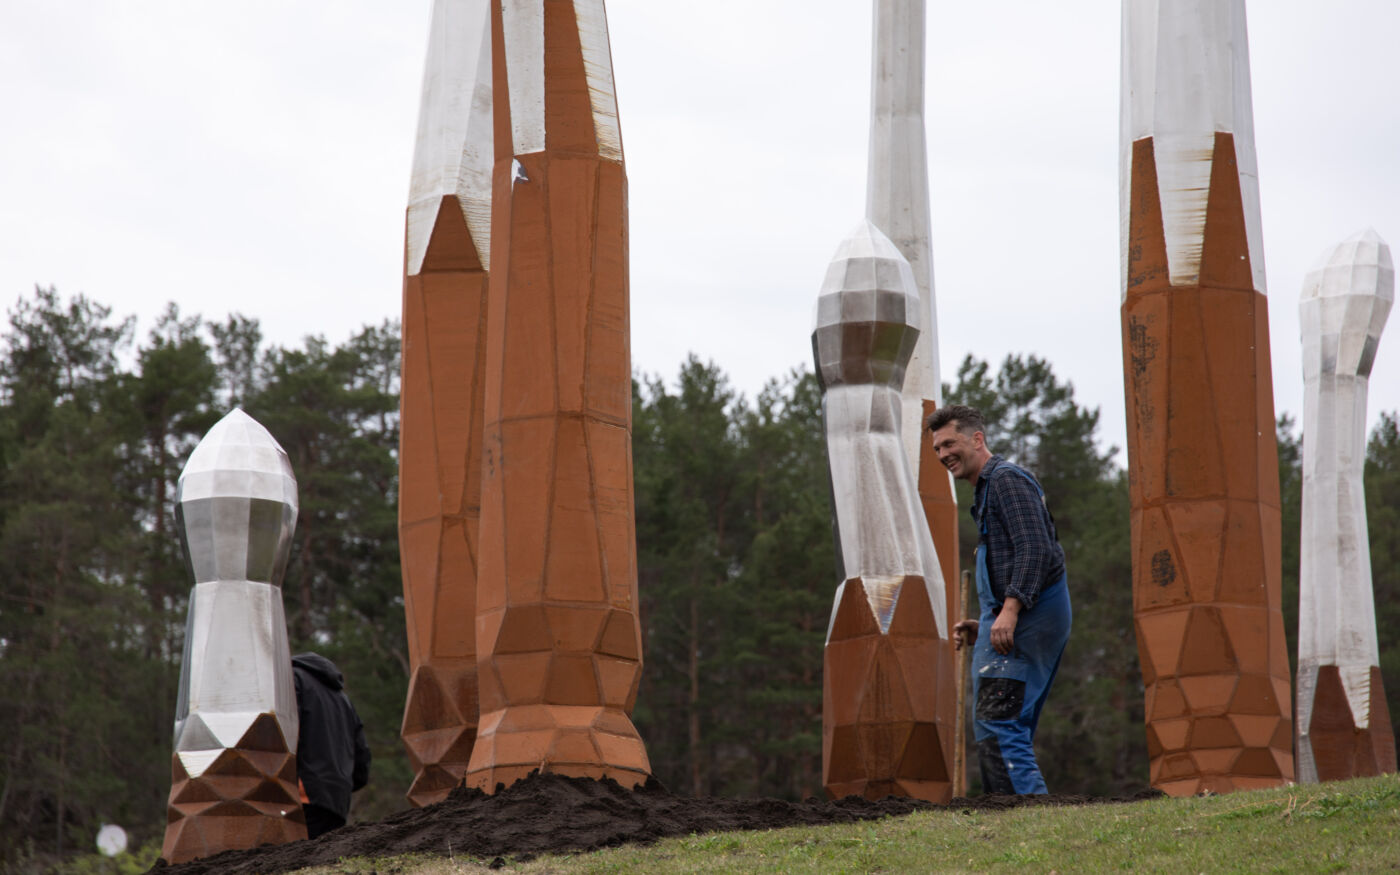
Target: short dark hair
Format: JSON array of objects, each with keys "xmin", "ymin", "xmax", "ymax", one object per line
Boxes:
[{"xmin": 925, "ymin": 404, "xmax": 985, "ymax": 436}]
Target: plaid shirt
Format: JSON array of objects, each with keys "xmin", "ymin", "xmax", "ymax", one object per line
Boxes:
[{"xmin": 971, "ymin": 455, "xmax": 1066, "ymax": 611}]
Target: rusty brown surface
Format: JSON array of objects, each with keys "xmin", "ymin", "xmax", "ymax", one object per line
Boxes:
[
  {"xmin": 1301, "ymin": 665, "xmax": 1398, "ymax": 782},
  {"xmin": 398, "ymin": 194, "xmax": 489, "ymax": 807},
  {"xmin": 823, "ymin": 575, "xmax": 952, "ymax": 802},
  {"xmin": 161, "ymin": 713, "xmax": 306, "ymax": 864},
  {"xmin": 1123, "ymin": 133, "xmax": 1294, "ymax": 797},
  {"xmin": 918, "ymin": 398, "xmax": 959, "ymax": 793},
  {"xmin": 464, "ymin": 0, "xmax": 649, "ymax": 792}
]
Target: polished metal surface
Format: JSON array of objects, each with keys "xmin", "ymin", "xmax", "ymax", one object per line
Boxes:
[
  {"xmin": 867, "ymin": 0, "xmax": 942, "ymax": 473},
  {"xmin": 813, "ymin": 220, "xmax": 946, "ymax": 637},
  {"xmin": 172, "ymin": 408, "xmax": 300, "ymax": 774}
]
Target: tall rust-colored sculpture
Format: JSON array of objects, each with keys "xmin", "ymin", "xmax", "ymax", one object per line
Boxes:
[
  {"xmin": 398, "ymin": 0, "xmax": 494, "ymax": 808},
  {"xmin": 1297, "ymin": 230, "xmax": 1397, "ymax": 782},
  {"xmin": 163, "ymin": 410, "xmax": 305, "ymax": 863},
  {"xmin": 464, "ymin": 0, "xmax": 650, "ymax": 791},
  {"xmin": 1120, "ymin": 0, "xmax": 1293, "ymax": 796},
  {"xmin": 815, "ymin": 220, "xmax": 952, "ymax": 803},
  {"xmin": 864, "ymin": 0, "xmax": 960, "ymax": 744}
]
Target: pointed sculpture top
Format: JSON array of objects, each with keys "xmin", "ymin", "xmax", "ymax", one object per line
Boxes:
[
  {"xmin": 406, "ymin": 0, "xmax": 494, "ymax": 276},
  {"xmin": 812, "ymin": 220, "xmax": 922, "ymax": 392},
  {"xmin": 1121, "ymin": 0, "xmax": 1257, "ymax": 144},
  {"xmin": 499, "ymin": 0, "xmax": 622, "ymax": 161},
  {"xmin": 178, "ymin": 408, "xmax": 297, "ymax": 508},
  {"xmin": 176, "ymin": 408, "xmax": 299, "ymax": 585},
  {"xmin": 1300, "ymin": 229, "xmax": 1394, "ymax": 379},
  {"xmin": 1301, "ymin": 229, "xmax": 1395, "ymax": 304},
  {"xmin": 1119, "ymin": 0, "xmax": 1265, "ymax": 296}
]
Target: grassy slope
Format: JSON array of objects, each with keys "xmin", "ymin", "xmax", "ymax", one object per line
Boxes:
[{"xmin": 295, "ymin": 775, "xmax": 1400, "ymax": 875}]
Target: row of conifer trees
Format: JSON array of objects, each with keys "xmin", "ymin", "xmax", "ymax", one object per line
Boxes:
[{"xmin": 1, "ymin": 285, "xmax": 1397, "ymax": 867}]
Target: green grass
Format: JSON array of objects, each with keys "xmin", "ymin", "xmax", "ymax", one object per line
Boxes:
[{"xmin": 294, "ymin": 775, "xmax": 1400, "ymax": 874}]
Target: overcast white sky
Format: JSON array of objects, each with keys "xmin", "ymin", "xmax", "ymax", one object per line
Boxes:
[{"xmin": 3, "ymin": 2, "xmax": 1398, "ymax": 461}]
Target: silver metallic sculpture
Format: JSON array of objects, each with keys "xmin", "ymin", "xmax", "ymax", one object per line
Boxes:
[
  {"xmin": 867, "ymin": 0, "xmax": 941, "ymax": 460},
  {"xmin": 1297, "ymin": 229, "xmax": 1398, "ymax": 782},
  {"xmin": 162, "ymin": 408, "xmax": 305, "ymax": 864},
  {"xmin": 814, "ymin": 221, "xmax": 944, "ymax": 594},
  {"xmin": 814, "ymin": 220, "xmax": 952, "ymax": 801}
]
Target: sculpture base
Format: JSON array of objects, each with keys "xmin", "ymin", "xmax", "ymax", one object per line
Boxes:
[
  {"xmin": 161, "ymin": 714, "xmax": 305, "ymax": 864},
  {"xmin": 464, "ymin": 704, "xmax": 650, "ymax": 792},
  {"xmin": 1299, "ymin": 664, "xmax": 1397, "ymax": 783},
  {"xmin": 401, "ymin": 661, "xmax": 479, "ymax": 806},
  {"xmin": 823, "ymin": 576, "xmax": 952, "ymax": 803}
]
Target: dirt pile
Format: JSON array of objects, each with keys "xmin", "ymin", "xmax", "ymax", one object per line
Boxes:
[{"xmin": 151, "ymin": 774, "xmax": 1161, "ymax": 874}]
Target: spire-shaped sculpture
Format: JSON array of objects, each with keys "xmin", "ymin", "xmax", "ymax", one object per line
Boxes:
[
  {"xmin": 398, "ymin": 0, "xmax": 494, "ymax": 808},
  {"xmin": 815, "ymin": 220, "xmax": 952, "ymax": 803},
  {"xmin": 865, "ymin": 0, "xmax": 960, "ymax": 741},
  {"xmin": 867, "ymin": 0, "xmax": 940, "ymax": 418},
  {"xmin": 465, "ymin": 0, "xmax": 650, "ymax": 791},
  {"xmin": 1119, "ymin": 0, "xmax": 1293, "ymax": 796},
  {"xmin": 162, "ymin": 409, "xmax": 304, "ymax": 864},
  {"xmin": 1297, "ymin": 229, "xmax": 1397, "ymax": 782}
]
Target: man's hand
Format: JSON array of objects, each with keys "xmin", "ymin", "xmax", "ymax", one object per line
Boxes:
[
  {"xmin": 952, "ymin": 619, "xmax": 978, "ymax": 651},
  {"xmin": 990, "ymin": 598, "xmax": 1022, "ymax": 654}
]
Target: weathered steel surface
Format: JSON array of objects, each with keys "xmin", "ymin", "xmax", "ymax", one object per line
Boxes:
[
  {"xmin": 464, "ymin": 0, "xmax": 650, "ymax": 792},
  {"xmin": 1120, "ymin": 0, "xmax": 1293, "ymax": 797},
  {"xmin": 398, "ymin": 0, "xmax": 494, "ymax": 808}
]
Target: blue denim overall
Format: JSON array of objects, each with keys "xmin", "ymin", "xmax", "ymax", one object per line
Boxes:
[{"xmin": 972, "ymin": 466, "xmax": 1071, "ymax": 795}]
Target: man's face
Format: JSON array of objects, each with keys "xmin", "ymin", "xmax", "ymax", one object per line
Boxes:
[{"xmin": 930, "ymin": 423, "xmax": 983, "ymax": 481}]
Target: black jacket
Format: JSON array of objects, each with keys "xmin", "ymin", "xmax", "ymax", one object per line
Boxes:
[{"xmin": 292, "ymin": 652, "xmax": 371, "ymax": 819}]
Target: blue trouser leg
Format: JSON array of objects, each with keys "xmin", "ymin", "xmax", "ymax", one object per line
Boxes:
[{"xmin": 971, "ymin": 549, "xmax": 1071, "ymax": 795}]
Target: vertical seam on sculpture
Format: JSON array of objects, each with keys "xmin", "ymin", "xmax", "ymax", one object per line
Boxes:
[
  {"xmin": 409, "ymin": 272, "xmax": 432, "ymax": 660},
  {"xmin": 584, "ymin": 160, "xmax": 607, "ymax": 603},
  {"xmin": 486, "ymin": 0, "xmax": 508, "ymax": 623},
  {"xmin": 1157, "ymin": 234, "xmax": 1189, "ymax": 679},
  {"xmin": 467, "ymin": 269, "xmax": 488, "ymax": 586},
  {"xmin": 423, "ymin": 266, "xmax": 444, "ymax": 658},
  {"xmin": 541, "ymin": 67, "xmax": 559, "ymax": 611}
]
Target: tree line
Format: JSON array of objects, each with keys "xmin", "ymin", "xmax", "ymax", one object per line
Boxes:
[{"xmin": 1, "ymin": 286, "xmax": 1397, "ymax": 867}]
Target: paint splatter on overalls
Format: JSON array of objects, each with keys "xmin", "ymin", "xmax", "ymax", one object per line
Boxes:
[{"xmin": 973, "ymin": 466, "xmax": 1072, "ymax": 795}]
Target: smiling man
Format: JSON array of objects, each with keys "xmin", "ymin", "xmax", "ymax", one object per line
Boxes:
[{"xmin": 927, "ymin": 404, "xmax": 1072, "ymax": 795}]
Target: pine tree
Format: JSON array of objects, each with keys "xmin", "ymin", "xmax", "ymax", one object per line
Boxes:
[{"xmin": 0, "ymin": 287, "xmax": 163, "ymax": 860}]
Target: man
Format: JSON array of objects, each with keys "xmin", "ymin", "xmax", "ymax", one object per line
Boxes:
[
  {"xmin": 927, "ymin": 405, "xmax": 1071, "ymax": 795},
  {"xmin": 292, "ymin": 652, "xmax": 371, "ymax": 838}
]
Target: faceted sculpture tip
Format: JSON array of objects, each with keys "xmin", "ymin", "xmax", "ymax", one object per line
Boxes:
[
  {"xmin": 1300, "ymin": 230, "xmax": 1394, "ymax": 380},
  {"xmin": 812, "ymin": 220, "xmax": 922, "ymax": 392},
  {"xmin": 406, "ymin": 0, "xmax": 494, "ymax": 276},
  {"xmin": 501, "ymin": 0, "xmax": 622, "ymax": 161},
  {"xmin": 177, "ymin": 408, "xmax": 298, "ymax": 586},
  {"xmin": 1119, "ymin": 0, "xmax": 1265, "ymax": 295},
  {"xmin": 1301, "ymin": 229, "xmax": 1394, "ymax": 303}
]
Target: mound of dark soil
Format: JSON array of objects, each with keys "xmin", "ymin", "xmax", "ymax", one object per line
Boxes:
[{"xmin": 150, "ymin": 774, "xmax": 1162, "ymax": 874}]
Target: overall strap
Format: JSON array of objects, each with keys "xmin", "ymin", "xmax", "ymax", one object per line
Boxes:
[{"xmin": 980, "ymin": 463, "xmax": 1057, "ymax": 532}]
